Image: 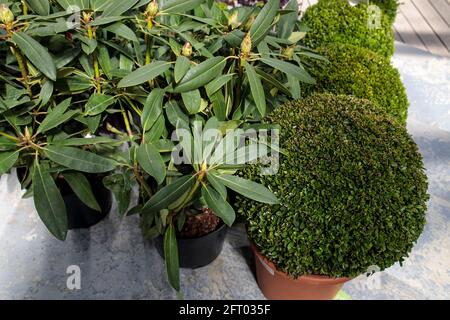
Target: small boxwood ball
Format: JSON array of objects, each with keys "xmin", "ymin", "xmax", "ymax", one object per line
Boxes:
[
  {"xmin": 302, "ymin": 0, "xmax": 395, "ymax": 58},
  {"xmin": 237, "ymin": 94, "xmax": 429, "ymax": 279},
  {"xmin": 303, "ymin": 43, "xmax": 409, "ymax": 124}
]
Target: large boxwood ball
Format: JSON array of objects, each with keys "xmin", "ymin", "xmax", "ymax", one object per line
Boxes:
[
  {"xmin": 303, "ymin": 43, "xmax": 409, "ymax": 124},
  {"xmin": 237, "ymin": 94, "xmax": 429, "ymax": 278},
  {"xmin": 302, "ymin": 0, "xmax": 395, "ymax": 58},
  {"xmin": 370, "ymin": 0, "xmax": 399, "ymax": 23}
]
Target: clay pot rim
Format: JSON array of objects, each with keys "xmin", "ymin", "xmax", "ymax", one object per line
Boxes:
[{"xmin": 250, "ymin": 241, "xmax": 353, "ymax": 285}]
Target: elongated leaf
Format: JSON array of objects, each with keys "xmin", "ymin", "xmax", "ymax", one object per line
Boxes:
[
  {"xmin": 249, "ymin": 0, "xmax": 280, "ymax": 46},
  {"xmin": 33, "ymin": 163, "xmax": 67, "ymax": 240},
  {"xmin": 118, "ymin": 61, "xmax": 171, "ymax": 88},
  {"xmin": 38, "ymin": 110, "xmax": 77, "ymax": 134},
  {"xmin": 205, "ymin": 74, "xmax": 235, "ymax": 97},
  {"xmin": 206, "ymin": 172, "xmax": 227, "ymax": 200},
  {"xmin": 161, "ymin": 0, "xmax": 205, "ymax": 13},
  {"xmin": 181, "ymin": 89, "xmax": 201, "ymax": 115},
  {"xmin": 64, "ymin": 172, "xmax": 101, "ymax": 211},
  {"xmin": 202, "ymin": 185, "xmax": 235, "ymax": 226},
  {"xmin": 39, "ymin": 80, "xmax": 53, "ymax": 106},
  {"xmin": 213, "ymin": 174, "xmax": 278, "ymax": 204},
  {"xmin": 104, "ymin": 22, "xmax": 138, "ymax": 42},
  {"xmin": 164, "ymin": 224, "xmax": 180, "ymax": 291},
  {"xmin": 12, "ymin": 32, "xmax": 57, "ymax": 81},
  {"xmin": 245, "ymin": 62, "xmax": 266, "ymax": 116},
  {"xmin": 85, "ymin": 94, "xmax": 116, "ymax": 116},
  {"xmin": 173, "ymin": 57, "xmax": 226, "ymax": 93},
  {"xmin": 255, "ymin": 68, "xmax": 291, "ymax": 96},
  {"xmin": 260, "ymin": 58, "xmax": 316, "ymax": 84},
  {"xmin": 90, "ymin": 16, "xmax": 126, "ymax": 26},
  {"xmin": 137, "ymin": 142, "xmax": 166, "ymax": 185},
  {"xmin": 103, "ymin": 173, "xmax": 132, "ymax": 215},
  {"xmin": 56, "ymin": 0, "xmax": 89, "ymax": 10},
  {"xmin": 142, "ymin": 89, "xmax": 164, "ymax": 132},
  {"xmin": 26, "ymin": 0, "xmax": 50, "ymax": 16},
  {"xmin": 102, "ymin": 0, "xmax": 139, "ymax": 16},
  {"xmin": 142, "ymin": 175, "xmax": 195, "ymax": 213},
  {"xmin": 0, "ymin": 150, "xmax": 19, "ymax": 175},
  {"xmin": 51, "ymin": 137, "xmax": 117, "ymax": 146},
  {"xmin": 277, "ymin": 0, "xmax": 298, "ymax": 39},
  {"xmin": 174, "ymin": 56, "xmax": 190, "ymax": 83},
  {"xmin": 44, "ymin": 146, "xmax": 116, "ymax": 173}
]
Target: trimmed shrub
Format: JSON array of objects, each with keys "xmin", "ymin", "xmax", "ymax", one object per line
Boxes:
[
  {"xmin": 303, "ymin": 43, "xmax": 409, "ymax": 124},
  {"xmin": 371, "ymin": 0, "xmax": 399, "ymax": 23},
  {"xmin": 302, "ymin": 0, "xmax": 395, "ymax": 58},
  {"xmin": 237, "ymin": 94, "xmax": 429, "ymax": 279}
]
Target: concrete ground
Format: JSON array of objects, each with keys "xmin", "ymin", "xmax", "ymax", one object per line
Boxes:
[{"xmin": 0, "ymin": 42, "xmax": 449, "ymax": 300}]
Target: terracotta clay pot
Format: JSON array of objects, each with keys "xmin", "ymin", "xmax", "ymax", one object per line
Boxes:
[{"xmin": 251, "ymin": 243, "xmax": 352, "ymax": 300}]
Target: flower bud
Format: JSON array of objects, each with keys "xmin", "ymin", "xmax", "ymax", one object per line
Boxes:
[
  {"xmin": 243, "ymin": 15, "xmax": 255, "ymax": 32},
  {"xmin": 283, "ymin": 46, "xmax": 295, "ymax": 60},
  {"xmin": 228, "ymin": 11, "xmax": 240, "ymax": 29},
  {"xmin": 146, "ymin": 0, "xmax": 158, "ymax": 17},
  {"xmin": 0, "ymin": 4, "xmax": 14, "ymax": 24},
  {"xmin": 241, "ymin": 33, "xmax": 252, "ymax": 56},
  {"xmin": 182, "ymin": 42, "xmax": 192, "ymax": 57}
]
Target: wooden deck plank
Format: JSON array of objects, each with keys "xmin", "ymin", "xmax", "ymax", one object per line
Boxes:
[
  {"xmin": 411, "ymin": 0, "xmax": 450, "ymax": 52},
  {"xmin": 399, "ymin": 0, "xmax": 449, "ymax": 56},
  {"xmin": 394, "ymin": 10, "xmax": 428, "ymax": 52},
  {"xmin": 429, "ymin": 0, "xmax": 450, "ymax": 27}
]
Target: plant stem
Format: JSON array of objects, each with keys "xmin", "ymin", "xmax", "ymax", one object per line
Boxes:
[
  {"xmin": 134, "ymin": 166, "xmax": 153, "ymax": 198},
  {"xmin": 87, "ymin": 25, "xmax": 101, "ymax": 94},
  {"xmin": 0, "ymin": 131, "xmax": 19, "ymax": 141},
  {"xmin": 145, "ymin": 18, "xmax": 154, "ymax": 88},
  {"xmin": 123, "ymin": 96, "xmax": 142, "ymax": 116},
  {"xmin": 10, "ymin": 46, "xmax": 32, "ymax": 97},
  {"xmin": 121, "ymin": 107, "xmax": 133, "ymax": 137}
]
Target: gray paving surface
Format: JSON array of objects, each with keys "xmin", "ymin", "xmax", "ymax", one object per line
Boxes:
[{"xmin": 0, "ymin": 42, "xmax": 449, "ymax": 299}]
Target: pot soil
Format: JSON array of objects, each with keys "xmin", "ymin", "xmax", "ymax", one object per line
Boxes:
[
  {"xmin": 155, "ymin": 208, "xmax": 228, "ymax": 269},
  {"xmin": 60, "ymin": 177, "xmax": 112, "ymax": 229},
  {"xmin": 251, "ymin": 242, "xmax": 351, "ymax": 300}
]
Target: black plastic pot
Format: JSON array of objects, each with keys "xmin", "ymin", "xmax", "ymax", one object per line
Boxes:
[
  {"xmin": 60, "ymin": 176, "xmax": 112, "ymax": 230},
  {"xmin": 155, "ymin": 224, "xmax": 228, "ymax": 269}
]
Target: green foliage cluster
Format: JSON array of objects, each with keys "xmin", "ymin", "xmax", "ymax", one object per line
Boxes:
[
  {"xmin": 303, "ymin": 43, "xmax": 409, "ymax": 124},
  {"xmin": 302, "ymin": 0, "xmax": 395, "ymax": 58},
  {"xmin": 370, "ymin": 0, "xmax": 399, "ymax": 23},
  {"xmin": 237, "ymin": 94, "xmax": 429, "ymax": 278}
]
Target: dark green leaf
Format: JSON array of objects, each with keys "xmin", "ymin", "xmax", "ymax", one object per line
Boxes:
[
  {"xmin": 202, "ymin": 185, "xmax": 235, "ymax": 226},
  {"xmin": 137, "ymin": 142, "xmax": 166, "ymax": 185},
  {"xmin": 173, "ymin": 57, "xmax": 226, "ymax": 93},
  {"xmin": 33, "ymin": 162, "xmax": 67, "ymax": 240},
  {"xmin": 142, "ymin": 89, "xmax": 164, "ymax": 132},
  {"xmin": 117, "ymin": 61, "xmax": 172, "ymax": 88},
  {"xmin": 277, "ymin": 0, "xmax": 298, "ymax": 39},
  {"xmin": 260, "ymin": 58, "xmax": 316, "ymax": 84},
  {"xmin": 213, "ymin": 174, "xmax": 278, "ymax": 204},
  {"xmin": 0, "ymin": 150, "xmax": 20, "ymax": 175},
  {"xmin": 64, "ymin": 172, "xmax": 101, "ymax": 211},
  {"xmin": 164, "ymin": 224, "xmax": 180, "ymax": 291},
  {"xmin": 249, "ymin": 0, "xmax": 280, "ymax": 46},
  {"xmin": 85, "ymin": 94, "xmax": 116, "ymax": 116},
  {"xmin": 161, "ymin": 0, "xmax": 205, "ymax": 14},
  {"xmin": 245, "ymin": 62, "xmax": 266, "ymax": 116},
  {"xmin": 26, "ymin": 0, "xmax": 50, "ymax": 16},
  {"xmin": 44, "ymin": 146, "xmax": 116, "ymax": 173},
  {"xmin": 104, "ymin": 22, "xmax": 138, "ymax": 42},
  {"xmin": 142, "ymin": 175, "xmax": 195, "ymax": 213},
  {"xmin": 181, "ymin": 89, "xmax": 201, "ymax": 115},
  {"xmin": 12, "ymin": 32, "xmax": 57, "ymax": 81},
  {"xmin": 174, "ymin": 56, "xmax": 190, "ymax": 83}
]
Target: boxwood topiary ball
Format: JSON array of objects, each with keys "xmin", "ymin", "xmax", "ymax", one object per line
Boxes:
[
  {"xmin": 302, "ymin": 0, "xmax": 395, "ymax": 58},
  {"xmin": 303, "ymin": 43, "xmax": 409, "ymax": 124},
  {"xmin": 237, "ymin": 94, "xmax": 429, "ymax": 279}
]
